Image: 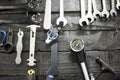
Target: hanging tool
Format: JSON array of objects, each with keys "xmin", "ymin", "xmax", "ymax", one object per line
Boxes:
[
  {"xmin": 0, "ymin": 30, "xmax": 6, "ymax": 46},
  {"xmin": 47, "ymin": 42, "xmax": 60, "ymax": 80},
  {"xmin": 15, "ymin": 29, "xmax": 24, "ymax": 65},
  {"xmin": 27, "ymin": 25, "xmax": 40, "ymax": 66},
  {"xmin": 3, "ymin": 28, "xmax": 13, "ymax": 53},
  {"xmin": 70, "ymin": 38, "xmax": 90, "ymax": 80},
  {"xmin": 27, "ymin": 69, "xmax": 36, "ymax": 80},
  {"xmin": 116, "ymin": 0, "xmax": 120, "ymax": 10},
  {"xmin": 43, "ymin": 0, "xmax": 51, "ymax": 30},
  {"xmin": 110, "ymin": 0, "xmax": 117, "ymax": 17}
]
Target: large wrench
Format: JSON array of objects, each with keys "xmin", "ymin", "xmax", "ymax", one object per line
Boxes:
[
  {"xmin": 15, "ymin": 29, "xmax": 24, "ymax": 65},
  {"xmin": 92, "ymin": 0, "xmax": 101, "ymax": 19},
  {"xmin": 86, "ymin": 0, "xmax": 94, "ymax": 23},
  {"xmin": 101, "ymin": 0, "xmax": 109, "ymax": 18},
  {"xmin": 116, "ymin": 0, "xmax": 120, "ymax": 10},
  {"xmin": 27, "ymin": 25, "xmax": 40, "ymax": 66},
  {"xmin": 79, "ymin": 0, "xmax": 89, "ymax": 26},
  {"xmin": 56, "ymin": 0, "xmax": 67, "ymax": 27},
  {"xmin": 43, "ymin": 0, "xmax": 51, "ymax": 30},
  {"xmin": 110, "ymin": 0, "xmax": 117, "ymax": 17}
]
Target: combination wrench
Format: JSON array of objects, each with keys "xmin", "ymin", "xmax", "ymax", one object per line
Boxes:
[
  {"xmin": 15, "ymin": 29, "xmax": 24, "ymax": 65},
  {"xmin": 56, "ymin": 0, "xmax": 67, "ymax": 27},
  {"xmin": 92, "ymin": 0, "xmax": 101, "ymax": 19},
  {"xmin": 27, "ymin": 25, "xmax": 40, "ymax": 66},
  {"xmin": 116, "ymin": 0, "xmax": 120, "ymax": 10},
  {"xmin": 79, "ymin": 0, "xmax": 89, "ymax": 26},
  {"xmin": 101, "ymin": 0, "xmax": 109, "ymax": 18},
  {"xmin": 86, "ymin": 0, "xmax": 94, "ymax": 23},
  {"xmin": 110, "ymin": 0, "xmax": 117, "ymax": 17}
]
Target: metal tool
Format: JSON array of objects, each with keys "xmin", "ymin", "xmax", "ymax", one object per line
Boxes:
[
  {"xmin": 110, "ymin": 0, "xmax": 117, "ymax": 17},
  {"xmin": 27, "ymin": 25, "xmax": 40, "ymax": 66},
  {"xmin": 43, "ymin": 0, "xmax": 51, "ymax": 30},
  {"xmin": 0, "ymin": 30, "xmax": 6, "ymax": 46},
  {"xmin": 47, "ymin": 42, "xmax": 60, "ymax": 80},
  {"xmin": 116, "ymin": 0, "xmax": 120, "ymax": 10},
  {"xmin": 92, "ymin": 0, "xmax": 101, "ymax": 19},
  {"xmin": 86, "ymin": 0, "xmax": 94, "ymax": 23},
  {"xmin": 56, "ymin": 0, "xmax": 67, "ymax": 27},
  {"xmin": 27, "ymin": 69, "xmax": 36, "ymax": 80},
  {"xmin": 15, "ymin": 29, "xmax": 24, "ymax": 65},
  {"xmin": 70, "ymin": 38, "xmax": 90, "ymax": 80},
  {"xmin": 79, "ymin": 0, "xmax": 89, "ymax": 26},
  {"xmin": 101, "ymin": 0, "xmax": 109, "ymax": 18},
  {"xmin": 4, "ymin": 28, "xmax": 13, "ymax": 53}
]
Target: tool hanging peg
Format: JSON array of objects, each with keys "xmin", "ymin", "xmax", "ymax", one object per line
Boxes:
[
  {"xmin": 15, "ymin": 29, "xmax": 24, "ymax": 65},
  {"xmin": 27, "ymin": 25, "xmax": 40, "ymax": 66},
  {"xmin": 27, "ymin": 69, "xmax": 36, "ymax": 80},
  {"xmin": 0, "ymin": 30, "xmax": 6, "ymax": 46}
]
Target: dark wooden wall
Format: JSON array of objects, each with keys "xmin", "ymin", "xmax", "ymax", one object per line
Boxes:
[{"xmin": 0, "ymin": 0, "xmax": 120, "ymax": 80}]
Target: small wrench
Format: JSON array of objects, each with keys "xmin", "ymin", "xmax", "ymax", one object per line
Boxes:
[
  {"xmin": 15, "ymin": 29, "xmax": 24, "ymax": 65},
  {"xmin": 56, "ymin": 0, "xmax": 67, "ymax": 27},
  {"xmin": 27, "ymin": 69, "xmax": 36, "ymax": 80},
  {"xmin": 116, "ymin": 0, "xmax": 120, "ymax": 10},
  {"xmin": 101, "ymin": 0, "xmax": 109, "ymax": 18},
  {"xmin": 86, "ymin": 0, "xmax": 94, "ymax": 23},
  {"xmin": 27, "ymin": 25, "xmax": 40, "ymax": 66},
  {"xmin": 110, "ymin": 0, "xmax": 117, "ymax": 17},
  {"xmin": 92, "ymin": 0, "xmax": 101, "ymax": 19},
  {"xmin": 79, "ymin": 0, "xmax": 89, "ymax": 26}
]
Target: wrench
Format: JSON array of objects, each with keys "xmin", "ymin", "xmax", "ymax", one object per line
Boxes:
[
  {"xmin": 43, "ymin": 0, "xmax": 51, "ymax": 30},
  {"xmin": 15, "ymin": 29, "xmax": 24, "ymax": 65},
  {"xmin": 110, "ymin": 0, "xmax": 117, "ymax": 17},
  {"xmin": 92, "ymin": 0, "xmax": 101, "ymax": 19},
  {"xmin": 101, "ymin": 0, "xmax": 109, "ymax": 18},
  {"xmin": 86, "ymin": 0, "xmax": 94, "ymax": 23},
  {"xmin": 116, "ymin": 0, "xmax": 120, "ymax": 10},
  {"xmin": 79, "ymin": 0, "xmax": 89, "ymax": 26},
  {"xmin": 27, "ymin": 25, "xmax": 40, "ymax": 66},
  {"xmin": 56, "ymin": 0, "xmax": 67, "ymax": 27}
]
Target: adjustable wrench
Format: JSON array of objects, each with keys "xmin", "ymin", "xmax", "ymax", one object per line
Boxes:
[
  {"xmin": 79, "ymin": 0, "xmax": 89, "ymax": 26},
  {"xmin": 56, "ymin": 0, "xmax": 67, "ymax": 27},
  {"xmin": 116, "ymin": 0, "xmax": 120, "ymax": 10},
  {"xmin": 86, "ymin": 0, "xmax": 94, "ymax": 23},
  {"xmin": 92, "ymin": 0, "xmax": 101, "ymax": 19},
  {"xmin": 15, "ymin": 29, "xmax": 24, "ymax": 65},
  {"xmin": 43, "ymin": 0, "xmax": 51, "ymax": 30},
  {"xmin": 101, "ymin": 0, "xmax": 109, "ymax": 18},
  {"xmin": 27, "ymin": 69, "xmax": 36, "ymax": 80},
  {"xmin": 27, "ymin": 25, "xmax": 40, "ymax": 66},
  {"xmin": 110, "ymin": 0, "xmax": 117, "ymax": 17}
]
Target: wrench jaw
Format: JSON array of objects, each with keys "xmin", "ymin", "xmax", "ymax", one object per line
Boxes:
[
  {"xmin": 56, "ymin": 17, "xmax": 67, "ymax": 27},
  {"xmin": 93, "ymin": 11, "xmax": 102, "ymax": 19},
  {"xmin": 86, "ymin": 14, "xmax": 94, "ymax": 23},
  {"xmin": 79, "ymin": 18, "xmax": 90, "ymax": 27},
  {"xmin": 116, "ymin": 3, "xmax": 120, "ymax": 10},
  {"xmin": 27, "ymin": 58, "xmax": 36, "ymax": 66},
  {"xmin": 101, "ymin": 10, "xmax": 110, "ymax": 18},
  {"xmin": 110, "ymin": 10, "xmax": 117, "ymax": 17}
]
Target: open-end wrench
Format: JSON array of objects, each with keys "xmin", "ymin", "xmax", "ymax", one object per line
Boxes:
[
  {"xmin": 79, "ymin": 0, "xmax": 89, "ymax": 26},
  {"xmin": 110, "ymin": 0, "xmax": 117, "ymax": 17},
  {"xmin": 86, "ymin": 0, "xmax": 94, "ymax": 23},
  {"xmin": 27, "ymin": 25, "xmax": 40, "ymax": 66},
  {"xmin": 92, "ymin": 0, "xmax": 101, "ymax": 19},
  {"xmin": 101, "ymin": 0, "xmax": 109, "ymax": 18},
  {"xmin": 15, "ymin": 29, "xmax": 24, "ymax": 65},
  {"xmin": 43, "ymin": 0, "xmax": 51, "ymax": 30},
  {"xmin": 116, "ymin": 0, "xmax": 120, "ymax": 10},
  {"xmin": 27, "ymin": 69, "xmax": 36, "ymax": 80},
  {"xmin": 56, "ymin": 0, "xmax": 67, "ymax": 27}
]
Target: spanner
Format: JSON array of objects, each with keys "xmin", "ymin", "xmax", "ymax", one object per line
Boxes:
[
  {"xmin": 79, "ymin": 0, "xmax": 89, "ymax": 26},
  {"xmin": 101, "ymin": 0, "xmax": 109, "ymax": 18},
  {"xmin": 27, "ymin": 25, "xmax": 40, "ymax": 66},
  {"xmin": 110, "ymin": 0, "xmax": 117, "ymax": 17},
  {"xmin": 86, "ymin": 0, "xmax": 94, "ymax": 23},
  {"xmin": 56, "ymin": 0, "xmax": 67, "ymax": 27},
  {"xmin": 92, "ymin": 0, "xmax": 101, "ymax": 19},
  {"xmin": 116, "ymin": 0, "xmax": 120, "ymax": 10},
  {"xmin": 15, "ymin": 29, "xmax": 24, "ymax": 65}
]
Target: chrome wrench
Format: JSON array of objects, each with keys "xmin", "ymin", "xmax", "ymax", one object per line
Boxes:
[
  {"xmin": 92, "ymin": 0, "xmax": 101, "ymax": 19},
  {"xmin": 43, "ymin": 0, "xmax": 51, "ymax": 30},
  {"xmin": 27, "ymin": 25, "xmax": 40, "ymax": 66},
  {"xmin": 79, "ymin": 0, "xmax": 89, "ymax": 26},
  {"xmin": 116, "ymin": 0, "xmax": 120, "ymax": 10},
  {"xmin": 15, "ymin": 29, "xmax": 24, "ymax": 65},
  {"xmin": 110, "ymin": 0, "xmax": 117, "ymax": 17},
  {"xmin": 101, "ymin": 0, "xmax": 109, "ymax": 18},
  {"xmin": 56, "ymin": 0, "xmax": 67, "ymax": 27}
]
